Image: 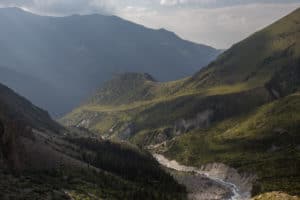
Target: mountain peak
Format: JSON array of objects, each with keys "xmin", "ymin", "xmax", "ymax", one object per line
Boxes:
[
  {"xmin": 187, "ymin": 5, "xmax": 300, "ymax": 89},
  {"xmin": 85, "ymin": 72, "xmax": 158, "ymax": 106},
  {"xmin": 0, "ymin": 4, "xmax": 220, "ymax": 116}
]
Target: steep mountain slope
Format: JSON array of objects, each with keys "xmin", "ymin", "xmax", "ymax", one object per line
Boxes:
[
  {"xmin": 0, "ymin": 7, "xmax": 220, "ymax": 116},
  {"xmin": 87, "ymin": 73, "xmax": 158, "ymax": 106},
  {"xmin": 0, "ymin": 82, "xmax": 186, "ymax": 199},
  {"xmin": 62, "ymin": 8, "xmax": 300, "ymax": 140},
  {"xmin": 0, "ymin": 82, "xmax": 62, "ymax": 132},
  {"xmin": 163, "ymin": 93, "xmax": 300, "ymax": 196},
  {"xmin": 184, "ymin": 7, "xmax": 300, "ymax": 91},
  {"xmin": 61, "ymin": 8, "xmax": 300, "ymax": 198}
]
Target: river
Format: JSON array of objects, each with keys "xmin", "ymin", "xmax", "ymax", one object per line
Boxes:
[{"xmin": 153, "ymin": 154, "xmax": 250, "ymax": 200}]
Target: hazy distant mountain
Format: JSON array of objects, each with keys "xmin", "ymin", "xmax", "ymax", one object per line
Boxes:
[
  {"xmin": 0, "ymin": 66, "xmax": 73, "ymax": 117},
  {"xmin": 0, "ymin": 7, "xmax": 220, "ymax": 116}
]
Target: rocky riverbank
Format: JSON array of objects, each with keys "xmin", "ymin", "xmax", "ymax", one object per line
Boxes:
[{"xmin": 153, "ymin": 154, "xmax": 255, "ymax": 200}]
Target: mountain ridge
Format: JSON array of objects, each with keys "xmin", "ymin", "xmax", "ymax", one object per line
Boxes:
[
  {"xmin": 185, "ymin": 7, "xmax": 300, "ymax": 89},
  {"xmin": 62, "ymin": 7, "xmax": 300, "ymax": 142},
  {"xmin": 0, "ymin": 7, "xmax": 221, "ymax": 116},
  {"xmin": 61, "ymin": 8, "xmax": 300, "ymax": 197}
]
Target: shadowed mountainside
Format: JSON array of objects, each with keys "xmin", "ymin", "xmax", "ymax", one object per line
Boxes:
[{"xmin": 0, "ymin": 81, "xmax": 186, "ymax": 199}]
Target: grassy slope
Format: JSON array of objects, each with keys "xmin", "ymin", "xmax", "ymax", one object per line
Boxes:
[
  {"xmin": 61, "ymin": 75, "xmax": 272, "ymax": 141},
  {"xmin": 185, "ymin": 7, "xmax": 300, "ymax": 89},
  {"xmin": 60, "ymin": 8, "xmax": 300, "ymax": 197},
  {"xmin": 86, "ymin": 73, "xmax": 159, "ymax": 106},
  {"xmin": 62, "ymin": 8, "xmax": 300, "ymax": 141},
  {"xmin": 164, "ymin": 93, "xmax": 300, "ymax": 196}
]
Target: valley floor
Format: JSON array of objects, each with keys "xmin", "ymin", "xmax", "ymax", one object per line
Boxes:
[
  {"xmin": 153, "ymin": 154, "xmax": 300, "ymax": 200},
  {"xmin": 153, "ymin": 154, "xmax": 251, "ymax": 200}
]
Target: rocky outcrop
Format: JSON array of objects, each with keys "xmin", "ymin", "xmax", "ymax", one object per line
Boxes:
[
  {"xmin": 174, "ymin": 109, "xmax": 214, "ymax": 136},
  {"xmin": 118, "ymin": 123, "xmax": 135, "ymax": 140},
  {"xmin": 74, "ymin": 112, "xmax": 101, "ymax": 129},
  {"xmin": 175, "ymin": 174, "xmax": 232, "ymax": 200},
  {"xmin": 198, "ymin": 163, "xmax": 256, "ymax": 198},
  {"xmin": 154, "ymin": 154, "xmax": 256, "ymax": 200},
  {"xmin": 252, "ymin": 192, "xmax": 300, "ymax": 200}
]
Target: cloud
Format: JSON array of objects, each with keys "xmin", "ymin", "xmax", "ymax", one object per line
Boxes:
[
  {"xmin": 160, "ymin": 0, "xmax": 214, "ymax": 6},
  {"xmin": 119, "ymin": 3, "xmax": 300, "ymax": 48},
  {"xmin": 158, "ymin": 0, "xmax": 300, "ymax": 7},
  {"xmin": 160, "ymin": 0, "xmax": 180, "ymax": 6},
  {"xmin": 0, "ymin": 0, "xmax": 118, "ymax": 15},
  {"xmin": 0, "ymin": 0, "xmax": 299, "ymax": 14}
]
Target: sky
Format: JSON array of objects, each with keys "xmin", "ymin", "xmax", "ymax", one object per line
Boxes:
[{"xmin": 0, "ymin": 0, "xmax": 299, "ymax": 48}]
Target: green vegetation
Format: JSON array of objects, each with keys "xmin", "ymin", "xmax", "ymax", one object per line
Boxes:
[
  {"xmin": 0, "ymin": 7, "xmax": 221, "ymax": 116},
  {"xmin": 61, "ymin": 8, "xmax": 300, "ymax": 198},
  {"xmin": 0, "ymin": 129, "xmax": 186, "ymax": 200},
  {"xmin": 164, "ymin": 93, "xmax": 300, "ymax": 196},
  {"xmin": 3, "ymin": 5, "xmax": 300, "ymax": 200},
  {"xmin": 61, "ymin": 81, "xmax": 272, "ymax": 144},
  {"xmin": 0, "ymin": 167, "xmax": 185, "ymax": 200},
  {"xmin": 61, "ymin": 7, "xmax": 300, "ymax": 143},
  {"xmin": 87, "ymin": 73, "xmax": 158, "ymax": 105},
  {"xmin": 186, "ymin": 7, "xmax": 300, "ymax": 89},
  {"xmin": 0, "ymin": 80, "xmax": 186, "ymax": 199},
  {"xmin": 65, "ymin": 137, "xmax": 186, "ymax": 197}
]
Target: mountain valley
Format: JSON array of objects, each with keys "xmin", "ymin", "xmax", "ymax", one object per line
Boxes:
[
  {"xmin": 0, "ymin": 7, "xmax": 220, "ymax": 116},
  {"xmin": 0, "ymin": 5, "xmax": 299, "ymax": 200},
  {"xmin": 61, "ymin": 8, "xmax": 300, "ymax": 199}
]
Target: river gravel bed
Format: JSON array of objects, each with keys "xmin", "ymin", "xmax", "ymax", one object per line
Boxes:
[{"xmin": 153, "ymin": 154, "xmax": 253, "ymax": 200}]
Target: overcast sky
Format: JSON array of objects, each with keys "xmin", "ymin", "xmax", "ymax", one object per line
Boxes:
[{"xmin": 1, "ymin": 0, "xmax": 299, "ymax": 48}]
